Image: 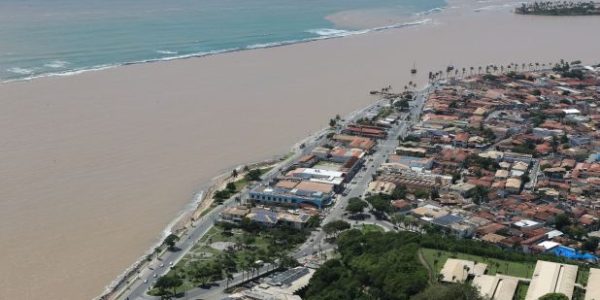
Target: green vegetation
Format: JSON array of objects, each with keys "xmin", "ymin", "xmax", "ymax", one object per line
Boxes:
[
  {"xmin": 150, "ymin": 223, "xmax": 308, "ymax": 294},
  {"xmin": 465, "ymin": 154, "xmax": 499, "ymax": 171},
  {"xmin": 304, "ymin": 230, "xmax": 428, "ymax": 300},
  {"xmin": 154, "ymin": 275, "xmax": 183, "ymax": 298},
  {"xmin": 538, "ymin": 293, "xmax": 569, "ymax": 300},
  {"xmin": 376, "ymin": 107, "xmax": 394, "ymax": 119},
  {"xmin": 412, "ymin": 283, "xmax": 484, "ymax": 300},
  {"xmin": 231, "ymin": 167, "xmax": 273, "ymax": 193},
  {"xmin": 164, "ymin": 234, "xmax": 180, "ymax": 251},
  {"xmin": 303, "ymin": 226, "xmax": 594, "ymax": 300},
  {"xmin": 345, "ymin": 197, "xmax": 368, "ymax": 215},
  {"xmin": 244, "ymin": 168, "xmax": 263, "ymax": 181},
  {"xmin": 515, "ymin": 282, "xmax": 530, "ymax": 300},
  {"xmin": 420, "ymin": 248, "xmax": 535, "ymax": 278},
  {"xmin": 358, "ymin": 224, "xmax": 385, "ymax": 234},
  {"xmin": 322, "ymin": 220, "xmax": 351, "ymax": 238},
  {"xmin": 516, "ymin": 1, "xmax": 599, "ymax": 16}
]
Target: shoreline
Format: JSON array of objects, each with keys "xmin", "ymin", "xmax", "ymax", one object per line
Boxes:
[
  {"xmin": 99, "ymin": 156, "xmax": 282, "ymax": 300},
  {"xmin": 99, "ymin": 122, "xmax": 336, "ymax": 300},
  {"xmin": 3, "ymin": 0, "xmax": 600, "ymax": 299},
  {"xmin": 2, "ymin": 18, "xmax": 434, "ymax": 84}
]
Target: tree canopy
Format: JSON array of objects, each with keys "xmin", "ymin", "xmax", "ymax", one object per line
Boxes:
[
  {"xmin": 304, "ymin": 230, "xmax": 428, "ymax": 300},
  {"xmin": 346, "ymin": 197, "xmax": 368, "ymax": 214},
  {"xmin": 538, "ymin": 293, "xmax": 569, "ymax": 300},
  {"xmin": 412, "ymin": 283, "xmax": 484, "ymax": 300},
  {"xmin": 322, "ymin": 220, "xmax": 351, "ymax": 237},
  {"xmin": 154, "ymin": 275, "xmax": 182, "ymax": 298}
]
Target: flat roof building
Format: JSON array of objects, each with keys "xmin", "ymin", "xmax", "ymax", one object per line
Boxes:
[
  {"xmin": 440, "ymin": 258, "xmax": 487, "ymax": 283},
  {"xmin": 473, "ymin": 274, "xmax": 519, "ymax": 300},
  {"xmin": 585, "ymin": 268, "xmax": 600, "ymax": 300},
  {"xmin": 525, "ymin": 260, "xmax": 578, "ymax": 300},
  {"xmin": 249, "ymin": 180, "xmax": 334, "ymax": 209}
]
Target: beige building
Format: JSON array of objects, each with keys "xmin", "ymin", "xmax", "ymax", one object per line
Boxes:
[
  {"xmin": 525, "ymin": 260, "xmax": 578, "ymax": 300},
  {"xmin": 585, "ymin": 268, "xmax": 600, "ymax": 300},
  {"xmin": 440, "ymin": 258, "xmax": 487, "ymax": 283},
  {"xmin": 367, "ymin": 180, "xmax": 396, "ymax": 195},
  {"xmin": 473, "ymin": 274, "xmax": 519, "ymax": 300}
]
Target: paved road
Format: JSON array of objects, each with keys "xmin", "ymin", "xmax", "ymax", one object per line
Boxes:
[
  {"xmin": 119, "ymin": 98, "xmax": 392, "ymax": 300},
  {"xmin": 120, "ymin": 88, "xmax": 431, "ymax": 300},
  {"xmin": 294, "ymin": 90, "xmax": 427, "ymax": 259}
]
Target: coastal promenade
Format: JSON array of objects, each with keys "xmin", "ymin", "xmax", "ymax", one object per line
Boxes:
[
  {"xmin": 118, "ymin": 86, "xmax": 429, "ymax": 300},
  {"xmin": 116, "ymin": 94, "xmax": 397, "ymax": 300}
]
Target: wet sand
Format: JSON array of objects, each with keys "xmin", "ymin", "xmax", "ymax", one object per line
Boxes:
[{"xmin": 2, "ymin": 1, "xmax": 600, "ymax": 299}]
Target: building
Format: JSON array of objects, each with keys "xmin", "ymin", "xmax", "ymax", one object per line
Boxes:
[
  {"xmin": 277, "ymin": 212, "xmax": 310, "ymax": 229},
  {"xmin": 220, "ymin": 206, "xmax": 251, "ymax": 225},
  {"xmin": 331, "ymin": 134, "xmax": 376, "ymax": 151},
  {"xmin": 367, "ymin": 180, "xmax": 396, "ymax": 195},
  {"xmin": 249, "ymin": 180, "xmax": 334, "ymax": 209},
  {"xmin": 585, "ymin": 268, "xmax": 600, "ymax": 300},
  {"xmin": 525, "ymin": 260, "xmax": 578, "ymax": 300},
  {"xmin": 472, "ymin": 274, "xmax": 519, "ymax": 300},
  {"xmin": 228, "ymin": 267, "xmax": 314, "ymax": 300},
  {"xmin": 246, "ymin": 208, "xmax": 279, "ymax": 227},
  {"xmin": 440, "ymin": 258, "xmax": 487, "ymax": 283},
  {"xmin": 342, "ymin": 124, "xmax": 387, "ymax": 139},
  {"xmin": 506, "ymin": 178, "xmax": 522, "ymax": 193},
  {"xmin": 285, "ymin": 168, "xmax": 345, "ymax": 187}
]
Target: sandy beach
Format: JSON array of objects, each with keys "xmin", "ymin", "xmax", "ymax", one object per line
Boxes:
[{"xmin": 1, "ymin": 1, "xmax": 600, "ymax": 299}]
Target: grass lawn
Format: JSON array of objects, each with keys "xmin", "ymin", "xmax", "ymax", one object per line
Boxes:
[
  {"xmin": 150, "ymin": 224, "xmax": 307, "ymax": 295},
  {"xmin": 420, "ymin": 248, "xmax": 536, "ymax": 278},
  {"xmin": 357, "ymin": 224, "xmax": 385, "ymax": 234},
  {"xmin": 514, "ymin": 282, "xmax": 529, "ymax": 300},
  {"xmin": 576, "ymin": 267, "xmax": 589, "ymax": 285},
  {"xmin": 233, "ymin": 167, "xmax": 273, "ymax": 191}
]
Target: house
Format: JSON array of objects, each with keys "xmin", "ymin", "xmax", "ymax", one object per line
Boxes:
[
  {"xmin": 249, "ymin": 180, "xmax": 334, "ymax": 209},
  {"xmin": 440, "ymin": 259, "xmax": 487, "ymax": 283},
  {"xmin": 505, "ymin": 178, "xmax": 522, "ymax": 193},
  {"xmin": 247, "ymin": 208, "xmax": 278, "ymax": 227},
  {"xmin": 367, "ymin": 180, "xmax": 396, "ymax": 195},
  {"xmin": 220, "ymin": 206, "xmax": 250, "ymax": 225},
  {"xmin": 390, "ymin": 200, "xmax": 412, "ymax": 213},
  {"xmin": 277, "ymin": 212, "xmax": 310, "ymax": 229},
  {"xmin": 525, "ymin": 261, "xmax": 578, "ymax": 300}
]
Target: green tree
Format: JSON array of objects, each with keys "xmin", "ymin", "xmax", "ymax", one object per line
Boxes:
[
  {"xmin": 306, "ymin": 215, "xmax": 321, "ymax": 228},
  {"xmin": 154, "ymin": 275, "xmax": 182, "ymax": 298},
  {"xmin": 365, "ymin": 194, "xmax": 391, "ymax": 215},
  {"xmin": 538, "ymin": 293, "xmax": 569, "ymax": 300},
  {"xmin": 164, "ymin": 234, "xmax": 179, "ymax": 250},
  {"xmin": 245, "ymin": 169, "xmax": 262, "ymax": 181},
  {"xmin": 392, "ymin": 185, "xmax": 407, "ymax": 199},
  {"xmin": 582, "ymin": 237, "xmax": 599, "ymax": 252},
  {"xmin": 411, "ymin": 283, "xmax": 485, "ymax": 300},
  {"xmin": 323, "ymin": 220, "xmax": 351, "ymax": 238},
  {"xmin": 226, "ymin": 182, "xmax": 237, "ymax": 193},
  {"xmin": 554, "ymin": 214, "xmax": 572, "ymax": 231},
  {"xmin": 346, "ymin": 197, "xmax": 368, "ymax": 215}
]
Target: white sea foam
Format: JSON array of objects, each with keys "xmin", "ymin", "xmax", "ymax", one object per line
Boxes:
[
  {"xmin": 156, "ymin": 50, "xmax": 178, "ymax": 55},
  {"xmin": 44, "ymin": 60, "xmax": 69, "ymax": 68},
  {"xmin": 3, "ymin": 18, "xmax": 432, "ymax": 83},
  {"xmin": 415, "ymin": 7, "xmax": 445, "ymax": 16},
  {"xmin": 7, "ymin": 67, "xmax": 34, "ymax": 75},
  {"xmin": 306, "ymin": 28, "xmax": 353, "ymax": 37}
]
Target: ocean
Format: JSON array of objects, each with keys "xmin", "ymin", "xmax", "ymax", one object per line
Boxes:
[{"xmin": 0, "ymin": 0, "xmax": 445, "ymax": 81}]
